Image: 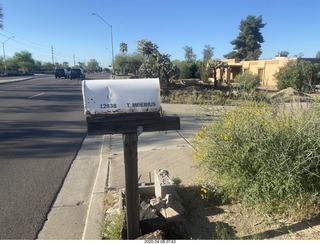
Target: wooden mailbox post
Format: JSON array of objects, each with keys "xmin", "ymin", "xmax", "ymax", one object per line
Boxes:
[{"xmin": 82, "ymin": 78, "xmax": 180, "ymax": 239}]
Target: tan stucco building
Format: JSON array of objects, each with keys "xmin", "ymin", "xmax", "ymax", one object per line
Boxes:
[{"xmin": 211, "ymin": 57, "xmax": 298, "ymax": 87}]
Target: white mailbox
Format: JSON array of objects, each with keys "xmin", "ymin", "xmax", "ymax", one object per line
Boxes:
[{"xmin": 82, "ymin": 78, "xmax": 161, "ymax": 115}]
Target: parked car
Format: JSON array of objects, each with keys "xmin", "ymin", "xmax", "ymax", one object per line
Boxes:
[
  {"xmin": 54, "ymin": 68, "xmax": 68, "ymax": 78},
  {"xmin": 69, "ymin": 68, "xmax": 85, "ymax": 80},
  {"xmin": 65, "ymin": 69, "xmax": 70, "ymax": 78}
]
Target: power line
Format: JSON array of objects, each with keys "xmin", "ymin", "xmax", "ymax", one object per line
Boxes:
[
  {"xmin": 3, "ymin": 28, "xmax": 50, "ymax": 49},
  {"xmin": 0, "ymin": 29, "xmax": 85, "ymax": 65},
  {"xmin": 0, "ymin": 31, "xmax": 50, "ymax": 55}
]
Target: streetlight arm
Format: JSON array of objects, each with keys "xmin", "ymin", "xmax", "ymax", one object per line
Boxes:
[
  {"xmin": 3, "ymin": 36, "xmax": 15, "ymax": 44},
  {"xmin": 92, "ymin": 13, "xmax": 112, "ymax": 28}
]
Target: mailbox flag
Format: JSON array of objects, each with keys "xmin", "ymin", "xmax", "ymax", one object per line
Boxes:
[{"xmin": 82, "ymin": 78, "xmax": 161, "ymax": 115}]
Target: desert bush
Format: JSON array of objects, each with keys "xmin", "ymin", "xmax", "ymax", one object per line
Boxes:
[
  {"xmin": 161, "ymin": 87, "xmax": 233, "ymax": 105},
  {"xmin": 194, "ymin": 102, "xmax": 320, "ymax": 219},
  {"xmin": 231, "ymin": 72, "xmax": 270, "ymax": 103},
  {"xmin": 275, "ymin": 60, "xmax": 320, "ymax": 92},
  {"xmin": 234, "ymin": 72, "xmax": 261, "ymax": 93}
]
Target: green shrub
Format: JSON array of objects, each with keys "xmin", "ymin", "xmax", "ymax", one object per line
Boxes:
[
  {"xmin": 234, "ymin": 72, "xmax": 261, "ymax": 93},
  {"xmin": 275, "ymin": 60, "xmax": 320, "ymax": 92},
  {"xmin": 194, "ymin": 102, "xmax": 320, "ymax": 219}
]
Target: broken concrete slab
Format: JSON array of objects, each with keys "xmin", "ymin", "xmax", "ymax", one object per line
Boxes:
[{"xmin": 160, "ymin": 207, "xmax": 182, "ymax": 223}]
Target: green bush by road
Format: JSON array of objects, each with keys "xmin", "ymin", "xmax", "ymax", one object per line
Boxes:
[{"xmin": 194, "ymin": 102, "xmax": 320, "ymax": 219}]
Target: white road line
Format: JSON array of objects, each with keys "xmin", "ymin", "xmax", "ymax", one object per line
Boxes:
[{"xmin": 28, "ymin": 92, "xmax": 45, "ymax": 99}]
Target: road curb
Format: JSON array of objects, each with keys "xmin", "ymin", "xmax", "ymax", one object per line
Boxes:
[{"xmin": 0, "ymin": 75, "xmax": 52, "ymax": 84}]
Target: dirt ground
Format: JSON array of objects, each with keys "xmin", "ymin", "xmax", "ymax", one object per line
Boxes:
[{"xmin": 178, "ymin": 187, "xmax": 320, "ymax": 240}]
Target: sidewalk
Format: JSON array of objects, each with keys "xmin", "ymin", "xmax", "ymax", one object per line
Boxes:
[
  {"xmin": 37, "ymin": 104, "xmax": 207, "ymax": 240},
  {"xmin": 108, "ymin": 103, "xmax": 207, "ymax": 190},
  {"xmin": 107, "ymin": 132, "xmax": 198, "ymax": 190}
]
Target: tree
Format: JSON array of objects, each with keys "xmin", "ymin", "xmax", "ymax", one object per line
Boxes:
[
  {"xmin": 224, "ymin": 15, "xmax": 266, "ymax": 60},
  {"xmin": 42, "ymin": 62, "xmax": 55, "ymax": 72},
  {"xmin": 119, "ymin": 42, "xmax": 128, "ymax": 54},
  {"xmin": 202, "ymin": 45, "xmax": 214, "ymax": 61},
  {"xmin": 114, "ymin": 53, "xmax": 128, "ymax": 75},
  {"xmin": 177, "ymin": 61, "xmax": 198, "ymax": 79},
  {"xmin": 87, "ymin": 59, "xmax": 100, "ymax": 72},
  {"xmin": 316, "ymin": 51, "xmax": 320, "ymax": 59},
  {"xmin": 208, "ymin": 59, "xmax": 228, "ymax": 89},
  {"xmin": 114, "ymin": 52, "xmax": 143, "ymax": 76},
  {"xmin": 137, "ymin": 39, "xmax": 178, "ymax": 88},
  {"xmin": 183, "ymin": 46, "xmax": 197, "ymax": 62},
  {"xmin": 276, "ymin": 51, "xmax": 289, "ymax": 57},
  {"xmin": 293, "ymin": 52, "xmax": 304, "ymax": 58},
  {"xmin": 7, "ymin": 50, "xmax": 35, "ymax": 73},
  {"xmin": 275, "ymin": 60, "xmax": 320, "ymax": 92},
  {"xmin": 61, "ymin": 61, "xmax": 70, "ymax": 69},
  {"xmin": 34, "ymin": 60, "xmax": 42, "ymax": 71},
  {"xmin": 77, "ymin": 62, "xmax": 86, "ymax": 69},
  {"xmin": 127, "ymin": 53, "xmax": 143, "ymax": 76}
]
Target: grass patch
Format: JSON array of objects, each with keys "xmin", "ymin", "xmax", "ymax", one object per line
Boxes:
[
  {"xmin": 103, "ymin": 192, "xmax": 114, "ymax": 210},
  {"xmin": 101, "ymin": 210, "xmax": 125, "ymax": 240}
]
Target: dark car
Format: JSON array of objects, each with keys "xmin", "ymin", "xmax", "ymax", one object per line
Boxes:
[
  {"xmin": 54, "ymin": 68, "xmax": 68, "ymax": 78},
  {"xmin": 69, "ymin": 68, "xmax": 85, "ymax": 80}
]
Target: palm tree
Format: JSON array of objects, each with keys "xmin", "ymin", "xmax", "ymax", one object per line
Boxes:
[{"xmin": 119, "ymin": 42, "xmax": 128, "ymax": 54}]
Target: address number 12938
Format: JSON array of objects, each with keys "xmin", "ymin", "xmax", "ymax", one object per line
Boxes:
[{"xmin": 100, "ymin": 103, "xmax": 117, "ymax": 109}]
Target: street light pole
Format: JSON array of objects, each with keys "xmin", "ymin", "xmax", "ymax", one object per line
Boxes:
[
  {"xmin": 2, "ymin": 36, "xmax": 15, "ymax": 74},
  {"xmin": 92, "ymin": 13, "xmax": 115, "ymax": 77}
]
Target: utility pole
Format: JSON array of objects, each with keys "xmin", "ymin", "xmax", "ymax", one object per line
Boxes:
[
  {"xmin": 51, "ymin": 45, "xmax": 54, "ymax": 66},
  {"xmin": 73, "ymin": 55, "xmax": 76, "ymax": 66},
  {"xmin": 2, "ymin": 36, "xmax": 15, "ymax": 74}
]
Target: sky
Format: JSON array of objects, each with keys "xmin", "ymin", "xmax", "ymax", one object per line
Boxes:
[{"xmin": 0, "ymin": 0, "xmax": 320, "ymax": 68}]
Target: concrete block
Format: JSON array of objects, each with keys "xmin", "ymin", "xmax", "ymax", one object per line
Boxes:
[
  {"xmin": 165, "ymin": 194, "xmax": 174, "ymax": 207},
  {"xmin": 171, "ymin": 201, "xmax": 185, "ymax": 215},
  {"xmin": 154, "ymin": 169, "xmax": 176, "ymax": 198},
  {"xmin": 138, "ymin": 184, "xmax": 155, "ymax": 197},
  {"xmin": 150, "ymin": 198, "xmax": 166, "ymax": 212},
  {"xmin": 159, "ymin": 207, "xmax": 182, "ymax": 223}
]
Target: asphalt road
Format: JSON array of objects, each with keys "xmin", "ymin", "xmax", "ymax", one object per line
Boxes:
[{"xmin": 0, "ymin": 75, "xmax": 96, "ymax": 239}]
